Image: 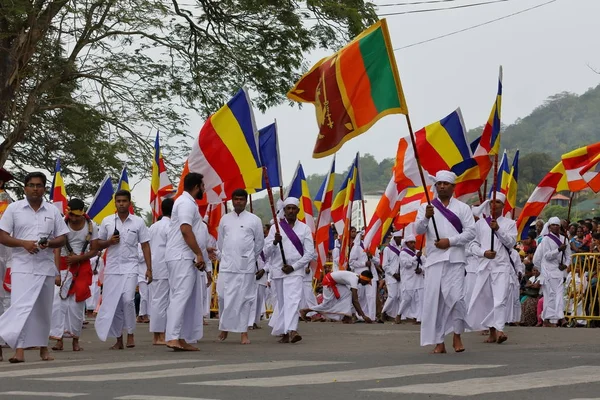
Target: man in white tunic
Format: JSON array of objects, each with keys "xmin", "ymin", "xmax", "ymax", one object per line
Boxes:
[
  {"xmin": 249, "ymin": 223, "xmax": 271, "ymax": 329},
  {"xmin": 300, "ymin": 270, "xmax": 373, "ymax": 322},
  {"xmin": 265, "ymin": 197, "xmax": 314, "ymax": 343},
  {"xmin": 381, "ymin": 231, "xmax": 403, "ymax": 323},
  {"xmin": 349, "ymin": 230, "xmax": 379, "ymax": 322},
  {"xmin": 397, "ymin": 234, "xmax": 426, "ymax": 323},
  {"xmin": 216, "ymin": 189, "xmax": 264, "ymax": 345},
  {"xmin": 415, "ymin": 170, "xmax": 475, "ymax": 354},
  {"xmin": 136, "ymin": 245, "xmax": 151, "ymax": 323},
  {"xmin": 165, "ymin": 173, "xmax": 213, "ymax": 351},
  {"xmin": 148, "ymin": 198, "xmax": 174, "ymax": 345},
  {"xmin": 466, "ymin": 193, "xmax": 516, "ymax": 344},
  {"xmin": 95, "ymin": 189, "xmax": 152, "ymax": 349},
  {"xmin": 0, "ymin": 172, "xmax": 69, "ymax": 363},
  {"xmin": 533, "ymin": 216, "xmax": 571, "ymax": 327},
  {"xmin": 50, "ymin": 198, "xmax": 99, "ymax": 352}
]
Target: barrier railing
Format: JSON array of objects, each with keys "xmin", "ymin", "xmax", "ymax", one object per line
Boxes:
[{"xmin": 564, "ymin": 252, "xmax": 600, "ymax": 327}]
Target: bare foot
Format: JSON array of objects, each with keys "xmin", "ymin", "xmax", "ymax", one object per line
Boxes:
[
  {"xmin": 484, "ymin": 328, "xmax": 497, "ymax": 343},
  {"xmin": 241, "ymin": 333, "xmax": 251, "ymax": 345},
  {"xmin": 40, "ymin": 347, "xmax": 54, "ymax": 361},
  {"xmin": 290, "ymin": 331, "xmax": 302, "ymax": 343},
  {"xmin": 453, "ymin": 333, "xmax": 465, "ymax": 352},
  {"xmin": 136, "ymin": 316, "xmax": 144, "ymax": 323},
  {"xmin": 497, "ymin": 332, "xmax": 508, "ymax": 344},
  {"xmin": 218, "ymin": 331, "xmax": 228, "ymax": 342},
  {"xmin": 278, "ymin": 334, "xmax": 290, "ymax": 343},
  {"xmin": 394, "ymin": 315, "xmax": 402, "ymax": 324},
  {"xmin": 143, "ymin": 316, "xmax": 150, "ymax": 323},
  {"xmin": 166, "ymin": 340, "xmax": 184, "ymax": 351},
  {"xmin": 252, "ymin": 323, "xmax": 261, "ymax": 330},
  {"xmin": 181, "ymin": 341, "xmax": 200, "ymax": 351},
  {"xmin": 72, "ymin": 339, "xmax": 83, "ymax": 352},
  {"xmin": 110, "ymin": 337, "xmax": 124, "ymax": 350},
  {"xmin": 431, "ymin": 343, "xmax": 447, "ymax": 354},
  {"xmin": 153, "ymin": 333, "xmax": 166, "ymax": 345},
  {"xmin": 52, "ymin": 339, "xmax": 64, "ymax": 351},
  {"xmin": 299, "ymin": 309, "xmax": 310, "ymax": 322},
  {"xmin": 126, "ymin": 334, "xmax": 135, "ymax": 348}
]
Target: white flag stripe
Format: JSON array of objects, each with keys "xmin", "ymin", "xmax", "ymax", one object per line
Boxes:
[
  {"xmin": 190, "ymin": 363, "xmax": 501, "ymax": 387},
  {"xmin": 364, "ymin": 366, "xmax": 600, "ymax": 396},
  {"xmin": 0, "ymin": 392, "xmax": 88, "ymax": 398},
  {"xmin": 1, "ymin": 359, "xmax": 202, "ymax": 379},
  {"xmin": 115, "ymin": 396, "xmax": 217, "ymax": 400},
  {"xmin": 34, "ymin": 360, "xmax": 346, "ymax": 382}
]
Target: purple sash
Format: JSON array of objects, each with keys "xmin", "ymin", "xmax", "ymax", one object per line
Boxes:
[
  {"xmin": 402, "ymin": 248, "xmax": 415, "ymax": 257},
  {"xmin": 432, "ymin": 198, "xmax": 463, "ymax": 234},
  {"xmin": 387, "ymin": 245, "xmax": 401, "ymax": 256},
  {"xmin": 279, "ymin": 219, "xmax": 304, "ymax": 257},
  {"xmin": 545, "ymin": 233, "xmax": 562, "ymax": 247},
  {"xmin": 360, "ymin": 241, "xmax": 365, "ymax": 250},
  {"xmin": 260, "ymin": 251, "xmax": 266, "ymax": 263}
]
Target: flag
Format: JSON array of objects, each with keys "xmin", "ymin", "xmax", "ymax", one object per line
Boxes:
[
  {"xmin": 395, "ymin": 186, "xmax": 431, "ymax": 228},
  {"xmin": 561, "ymin": 142, "xmax": 600, "ymax": 192},
  {"xmin": 117, "ymin": 165, "xmax": 134, "ymax": 214},
  {"xmin": 49, "ymin": 158, "xmax": 68, "ymax": 214},
  {"xmin": 150, "ymin": 132, "xmax": 174, "ymax": 222},
  {"xmin": 331, "ymin": 154, "xmax": 359, "ymax": 235},
  {"xmin": 314, "ymin": 157, "xmax": 336, "ymax": 278},
  {"xmin": 87, "ymin": 175, "xmax": 116, "ymax": 224},
  {"xmin": 338, "ymin": 161, "xmax": 358, "ymax": 269},
  {"xmin": 490, "ymin": 150, "xmax": 510, "ymax": 197},
  {"xmin": 414, "ymin": 108, "xmax": 481, "ymax": 200},
  {"xmin": 285, "ymin": 162, "xmax": 315, "ymax": 234},
  {"xmin": 504, "ymin": 150, "xmax": 519, "ymax": 215},
  {"xmin": 516, "ymin": 162, "xmax": 568, "ymax": 240},
  {"xmin": 258, "ymin": 122, "xmax": 282, "ymax": 189},
  {"xmin": 178, "ymin": 88, "xmax": 263, "ymax": 203},
  {"xmin": 579, "ymin": 152, "xmax": 600, "ymax": 192},
  {"xmin": 287, "ymin": 19, "xmax": 408, "ymax": 158},
  {"xmin": 393, "ymin": 137, "xmax": 421, "ymax": 188},
  {"xmin": 204, "ymin": 202, "xmax": 226, "ymax": 240}
]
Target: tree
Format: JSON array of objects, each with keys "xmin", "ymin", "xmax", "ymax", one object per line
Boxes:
[
  {"xmin": 541, "ymin": 205, "xmax": 569, "ymax": 221},
  {"xmin": 0, "ymin": 0, "xmax": 377, "ymax": 198}
]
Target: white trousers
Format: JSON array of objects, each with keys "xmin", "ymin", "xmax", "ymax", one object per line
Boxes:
[
  {"xmin": 398, "ymin": 287, "xmax": 424, "ymax": 321},
  {"xmin": 269, "ymin": 276, "xmax": 302, "ymax": 336},
  {"xmin": 382, "ymin": 281, "xmax": 402, "ymax": 317},
  {"xmin": 138, "ymin": 280, "xmax": 150, "ymax": 317},
  {"xmin": 165, "ymin": 261, "xmax": 204, "ymax": 343},
  {"xmin": 542, "ymin": 276, "xmax": 565, "ymax": 322},
  {"xmin": 95, "ymin": 274, "xmax": 137, "ymax": 341},
  {"xmin": 149, "ymin": 279, "xmax": 169, "ymax": 333}
]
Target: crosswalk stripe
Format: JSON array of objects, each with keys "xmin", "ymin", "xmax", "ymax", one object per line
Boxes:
[
  {"xmin": 188, "ymin": 363, "xmax": 502, "ymax": 387},
  {"xmin": 115, "ymin": 396, "xmax": 217, "ymax": 400},
  {"xmin": 363, "ymin": 366, "xmax": 600, "ymax": 396},
  {"xmin": 0, "ymin": 391, "xmax": 88, "ymax": 397},
  {"xmin": 0, "ymin": 359, "xmax": 205, "ymax": 379},
  {"xmin": 0, "ymin": 359, "xmax": 91, "ymax": 369},
  {"xmin": 33, "ymin": 360, "xmax": 347, "ymax": 382}
]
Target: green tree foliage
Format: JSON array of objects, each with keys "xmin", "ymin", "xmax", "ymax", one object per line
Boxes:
[{"xmin": 542, "ymin": 205, "xmax": 569, "ymax": 221}]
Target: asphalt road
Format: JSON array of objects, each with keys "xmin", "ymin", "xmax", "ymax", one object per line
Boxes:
[{"xmin": 1, "ymin": 319, "xmax": 599, "ymax": 400}]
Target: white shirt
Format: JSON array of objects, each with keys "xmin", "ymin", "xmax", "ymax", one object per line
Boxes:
[
  {"xmin": 330, "ymin": 270, "xmax": 359, "ymax": 290},
  {"xmin": 60, "ymin": 220, "xmax": 99, "ymax": 257},
  {"xmin": 382, "ymin": 242, "xmax": 402, "ymax": 285},
  {"xmin": 399, "ymin": 248, "xmax": 426, "ymax": 290},
  {"xmin": 0, "ymin": 199, "xmax": 69, "ymax": 276},
  {"xmin": 217, "ymin": 210, "xmax": 264, "ymax": 274},
  {"xmin": 332, "ymin": 240, "xmax": 340, "ymax": 272},
  {"xmin": 264, "ymin": 219, "xmax": 314, "ymax": 279},
  {"xmin": 166, "ymin": 192, "xmax": 210, "ymax": 266},
  {"xmin": 98, "ymin": 213, "xmax": 150, "ymax": 275},
  {"xmin": 468, "ymin": 216, "xmax": 517, "ymax": 273},
  {"xmin": 148, "ymin": 217, "xmax": 171, "ymax": 280}
]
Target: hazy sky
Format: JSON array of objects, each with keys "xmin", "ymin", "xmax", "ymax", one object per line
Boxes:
[{"xmin": 131, "ymin": 0, "xmax": 600, "ymax": 212}]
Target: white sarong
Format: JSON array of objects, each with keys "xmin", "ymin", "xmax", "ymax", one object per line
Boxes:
[
  {"xmin": 95, "ymin": 273, "xmax": 137, "ymax": 341},
  {"xmin": 269, "ymin": 276, "xmax": 302, "ymax": 336},
  {"xmin": 217, "ymin": 272, "xmax": 256, "ymax": 333},
  {"xmin": 382, "ymin": 281, "xmax": 402, "ymax": 318},
  {"xmin": 311, "ymin": 285, "xmax": 352, "ymax": 321},
  {"xmin": 149, "ymin": 279, "xmax": 169, "ymax": 333},
  {"xmin": 165, "ymin": 261, "xmax": 204, "ymax": 343}
]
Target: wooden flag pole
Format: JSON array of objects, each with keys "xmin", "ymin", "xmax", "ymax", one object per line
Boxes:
[
  {"xmin": 279, "ymin": 186, "xmax": 284, "ymax": 201},
  {"xmin": 405, "ymin": 114, "xmax": 440, "ymax": 241},
  {"xmin": 490, "ymin": 153, "xmax": 499, "ymax": 252},
  {"xmin": 249, "ymin": 194, "xmax": 253, "ymax": 213},
  {"xmin": 559, "ymin": 192, "xmax": 575, "ymax": 267},
  {"xmin": 263, "ymin": 167, "xmax": 287, "ymax": 266},
  {"xmin": 361, "ymin": 199, "xmax": 368, "ymax": 231}
]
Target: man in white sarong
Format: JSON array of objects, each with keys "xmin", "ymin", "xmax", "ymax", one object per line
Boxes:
[
  {"xmin": 300, "ymin": 258, "xmax": 318, "ymax": 319},
  {"xmin": 249, "ymin": 224, "xmax": 271, "ymax": 329},
  {"xmin": 265, "ymin": 197, "xmax": 314, "ymax": 343},
  {"xmin": 533, "ymin": 216, "xmax": 571, "ymax": 327},
  {"xmin": 86, "ymin": 251, "xmax": 104, "ymax": 316},
  {"xmin": 381, "ymin": 231, "xmax": 403, "ymax": 323},
  {"xmin": 136, "ymin": 245, "xmax": 150, "ymax": 323},
  {"xmin": 349, "ymin": 230, "xmax": 378, "ymax": 322},
  {"xmin": 507, "ymin": 248, "xmax": 524, "ymax": 324},
  {"xmin": 50, "ymin": 199, "xmax": 99, "ymax": 352},
  {"xmin": 0, "ymin": 172, "xmax": 69, "ymax": 363},
  {"xmin": 216, "ymin": 189, "xmax": 264, "ymax": 345},
  {"xmin": 95, "ymin": 189, "xmax": 152, "ymax": 349},
  {"xmin": 415, "ymin": 170, "xmax": 475, "ymax": 354},
  {"xmin": 148, "ymin": 198, "xmax": 174, "ymax": 345},
  {"xmin": 466, "ymin": 193, "xmax": 516, "ymax": 344},
  {"xmin": 300, "ymin": 270, "xmax": 373, "ymax": 322},
  {"xmin": 398, "ymin": 235, "xmax": 426, "ymax": 323},
  {"xmin": 165, "ymin": 173, "xmax": 213, "ymax": 351}
]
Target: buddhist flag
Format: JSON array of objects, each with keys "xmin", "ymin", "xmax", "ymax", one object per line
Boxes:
[
  {"xmin": 88, "ymin": 175, "xmax": 116, "ymax": 224},
  {"xmin": 49, "ymin": 158, "xmax": 68, "ymax": 214},
  {"xmin": 116, "ymin": 165, "xmax": 135, "ymax": 214},
  {"xmin": 395, "ymin": 186, "xmax": 431, "ymax": 228},
  {"xmin": 393, "ymin": 137, "xmax": 421, "ymax": 188},
  {"xmin": 314, "ymin": 156, "xmax": 336, "ymax": 278},
  {"xmin": 561, "ymin": 142, "xmax": 600, "ymax": 192},
  {"xmin": 504, "ymin": 150, "xmax": 519, "ymax": 215},
  {"xmin": 580, "ymin": 152, "xmax": 600, "ymax": 192},
  {"xmin": 204, "ymin": 202, "xmax": 225, "ymax": 240},
  {"xmin": 331, "ymin": 154, "xmax": 359, "ymax": 235},
  {"xmin": 150, "ymin": 132, "xmax": 174, "ymax": 222},
  {"xmin": 338, "ymin": 160, "xmax": 359, "ymax": 269},
  {"xmin": 491, "ymin": 150, "xmax": 510, "ymax": 197},
  {"xmin": 286, "ymin": 162, "xmax": 315, "ymax": 234},
  {"xmin": 258, "ymin": 122, "xmax": 282, "ymax": 189},
  {"xmin": 178, "ymin": 88, "xmax": 263, "ymax": 203},
  {"xmin": 287, "ymin": 19, "xmax": 408, "ymax": 158}
]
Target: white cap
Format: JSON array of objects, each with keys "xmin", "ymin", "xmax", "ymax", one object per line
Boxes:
[
  {"xmin": 548, "ymin": 216, "xmax": 561, "ymax": 225},
  {"xmin": 283, "ymin": 197, "xmax": 300, "ymax": 208},
  {"xmin": 433, "ymin": 170, "xmax": 456, "ymax": 184},
  {"xmin": 392, "ymin": 231, "xmax": 403, "ymax": 237},
  {"xmin": 491, "ymin": 191, "xmax": 506, "ymax": 203},
  {"xmin": 404, "ymin": 234, "xmax": 416, "ymax": 243}
]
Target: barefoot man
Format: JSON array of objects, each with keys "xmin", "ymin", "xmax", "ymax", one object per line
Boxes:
[
  {"xmin": 0, "ymin": 172, "xmax": 69, "ymax": 363},
  {"xmin": 415, "ymin": 170, "xmax": 475, "ymax": 354},
  {"xmin": 216, "ymin": 189, "xmax": 264, "ymax": 344}
]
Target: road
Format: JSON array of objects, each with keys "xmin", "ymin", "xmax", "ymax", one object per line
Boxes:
[{"xmin": 0, "ymin": 319, "xmax": 599, "ymax": 400}]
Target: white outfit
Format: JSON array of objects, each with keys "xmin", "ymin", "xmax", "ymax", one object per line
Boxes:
[
  {"xmin": 349, "ymin": 239, "xmax": 377, "ymax": 321},
  {"xmin": 265, "ymin": 219, "xmax": 314, "ymax": 336},
  {"xmin": 87, "ymin": 255, "xmax": 104, "ymax": 311},
  {"xmin": 0, "ymin": 200, "xmax": 69, "ymax": 348},
  {"xmin": 165, "ymin": 191, "xmax": 209, "ymax": 343},
  {"xmin": 464, "ymin": 250, "xmax": 478, "ymax": 307},
  {"xmin": 300, "ymin": 260, "xmax": 318, "ymax": 315},
  {"xmin": 506, "ymin": 249, "xmax": 524, "ymax": 323},
  {"xmin": 415, "ymin": 197, "xmax": 476, "ymax": 346},
  {"xmin": 332, "ymin": 240, "xmax": 340, "ymax": 272},
  {"xmin": 534, "ymin": 232, "xmax": 572, "ymax": 322},
  {"xmin": 149, "ymin": 217, "xmax": 170, "ymax": 333},
  {"xmin": 397, "ymin": 248, "xmax": 426, "ymax": 321},
  {"xmin": 310, "ymin": 271, "xmax": 359, "ymax": 320},
  {"xmin": 381, "ymin": 242, "xmax": 402, "ymax": 318},
  {"xmin": 249, "ymin": 251, "xmax": 269, "ymax": 326},
  {"xmin": 466, "ymin": 216, "xmax": 517, "ymax": 333},
  {"xmin": 137, "ymin": 245, "xmax": 150, "ymax": 317},
  {"xmin": 216, "ymin": 210, "xmax": 264, "ymax": 333},
  {"xmin": 95, "ymin": 214, "xmax": 150, "ymax": 341},
  {"xmin": 565, "ymin": 271, "xmax": 587, "ymax": 325}
]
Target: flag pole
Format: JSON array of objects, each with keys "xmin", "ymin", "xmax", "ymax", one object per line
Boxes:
[
  {"xmin": 404, "ymin": 114, "xmax": 440, "ymax": 241},
  {"xmin": 263, "ymin": 167, "xmax": 287, "ymax": 266},
  {"xmin": 559, "ymin": 191, "xmax": 575, "ymax": 267},
  {"xmin": 490, "ymin": 153, "xmax": 499, "ymax": 251},
  {"xmin": 361, "ymin": 199, "xmax": 367, "ymax": 231},
  {"xmin": 249, "ymin": 194, "xmax": 253, "ymax": 213},
  {"xmin": 279, "ymin": 186, "xmax": 284, "ymax": 201}
]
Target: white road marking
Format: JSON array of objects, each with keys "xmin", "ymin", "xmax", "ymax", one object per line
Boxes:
[
  {"xmin": 1, "ymin": 359, "xmax": 205, "ymax": 379},
  {"xmin": 189, "ymin": 363, "xmax": 502, "ymax": 387},
  {"xmin": 0, "ymin": 359, "xmax": 91, "ymax": 368},
  {"xmin": 364, "ymin": 366, "xmax": 600, "ymax": 396},
  {"xmin": 34, "ymin": 360, "xmax": 347, "ymax": 382},
  {"xmin": 115, "ymin": 396, "xmax": 217, "ymax": 400},
  {"xmin": 0, "ymin": 391, "xmax": 88, "ymax": 397}
]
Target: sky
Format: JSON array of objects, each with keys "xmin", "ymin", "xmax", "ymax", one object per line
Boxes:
[{"xmin": 130, "ymin": 0, "xmax": 600, "ymax": 213}]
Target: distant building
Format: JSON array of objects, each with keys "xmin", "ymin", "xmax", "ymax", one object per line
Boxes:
[{"xmin": 550, "ymin": 193, "xmax": 570, "ymax": 207}]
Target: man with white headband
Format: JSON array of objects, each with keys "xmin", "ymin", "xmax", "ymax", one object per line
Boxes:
[
  {"xmin": 381, "ymin": 231, "xmax": 403, "ymax": 324},
  {"xmin": 397, "ymin": 234, "xmax": 426, "ymax": 323},
  {"xmin": 415, "ymin": 170, "xmax": 475, "ymax": 354},
  {"xmin": 533, "ymin": 216, "xmax": 571, "ymax": 327},
  {"xmin": 466, "ymin": 192, "xmax": 517, "ymax": 344},
  {"xmin": 265, "ymin": 197, "xmax": 314, "ymax": 343}
]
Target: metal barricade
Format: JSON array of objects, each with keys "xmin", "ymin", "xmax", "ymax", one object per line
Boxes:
[{"xmin": 564, "ymin": 253, "xmax": 600, "ymax": 327}]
